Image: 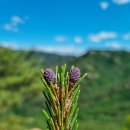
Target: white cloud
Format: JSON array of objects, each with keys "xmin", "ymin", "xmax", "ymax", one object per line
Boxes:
[
  {"xmin": 74, "ymin": 36, "xmax": 83, "ymax": 44},
  {"xmin": 2, "ymin": 16, "xmax": 28, "ymax": 32},
  {"xmin": 106, "ymin": 42, "xmax": 122, "ymax": 49},
  {"xmin": 3, "ymin": 24, "xmax": 19, "ymax": 32},
  {"xmin": 100, "ymin": 1, "xmax": 109, "ymax": 10},
  {"xmin": 11, "ymin": 16, "xmax": 24, "ymax": 25},
  {"xmin": 54, "ymin": 36, "xmax": 66, "ymax": 42},
  {"xmin": 123, "ymin": 33, "xmax": 130, "ymax": 40},
  {"xmin": 36, "ymin": 45, "xmax": 85, "ymax": 56},
  {"xmin": 3, "ymin": 24, "xmax": 12, "ymax": 31},
  {"xmin": 88, "ymin": 31, "xmax": 117, "ymax": 43},
  {"xmin": 0, "ymin": 41, "xmax": 18, "ymax": 49},
  {"xmin": 113, "ymin": 0, "xmax": 130, "ymax": 5},
  {"xmin": 0, "ymin": 41, "xmax": 85, "ymax": 56}
]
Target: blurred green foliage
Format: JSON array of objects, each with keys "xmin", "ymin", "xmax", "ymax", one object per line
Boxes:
[
  {"xmin": 0, "ymin": 47, "xmax": 130, "ymax": 130},
  {"xmin": 124, "ymin": 114, "xmax": 130, "ymax": 130}
]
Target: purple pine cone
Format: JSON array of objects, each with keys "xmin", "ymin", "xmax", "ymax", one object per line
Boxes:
[
  {"xmin": 43, "ymin": 69, "xmax": 56, "ymax": 84},
  {"xmin": 69, "ymin": 67, "xmax": 81, "ymax": 83}
]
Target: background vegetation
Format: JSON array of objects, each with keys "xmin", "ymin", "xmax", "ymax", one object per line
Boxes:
[{"xmin": 0, "ymin": 47, "xmax": 130, "ymax": 130}]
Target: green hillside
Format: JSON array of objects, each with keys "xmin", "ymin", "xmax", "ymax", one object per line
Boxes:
[
  {"xmin": 73, "ymin": 50, "xmax": 130, "ymax": 129},
  {"xmin": 0, "ymin": 47, "xmax": 130, "ymax": 130}
]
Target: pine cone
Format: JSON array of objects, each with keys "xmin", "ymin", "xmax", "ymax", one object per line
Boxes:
[
  {"xmin": 43, "ymin": 69, "xmax": 56, "ymax": 84},
  {"xmin": 69, "ymin": 67, "xmax": 81, "ymax": 83}
]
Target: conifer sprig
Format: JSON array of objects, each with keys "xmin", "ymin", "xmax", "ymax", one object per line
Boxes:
[{"xmin": 41, "ymin": 64, "xmax": 87, "ymax": 130}]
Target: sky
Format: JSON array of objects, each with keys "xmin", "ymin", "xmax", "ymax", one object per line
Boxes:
[{"xmin": 0, "ymin": 0, "xmax": 130, "ymax": 56}]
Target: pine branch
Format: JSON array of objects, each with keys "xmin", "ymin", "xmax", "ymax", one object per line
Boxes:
[{"xmin": 41, "ymin": 64, "xmax": 87, "ymax": 130}]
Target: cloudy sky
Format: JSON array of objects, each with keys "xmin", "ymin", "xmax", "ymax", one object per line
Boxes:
[{"xmin": 0, "ymin": 0, "xmax": 130, "ymax": 55}]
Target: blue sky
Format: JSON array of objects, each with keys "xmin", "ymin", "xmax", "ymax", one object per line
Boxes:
[{"xmin": 0, "ymin": 0, "xmax": 130, "ymax": 55}]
